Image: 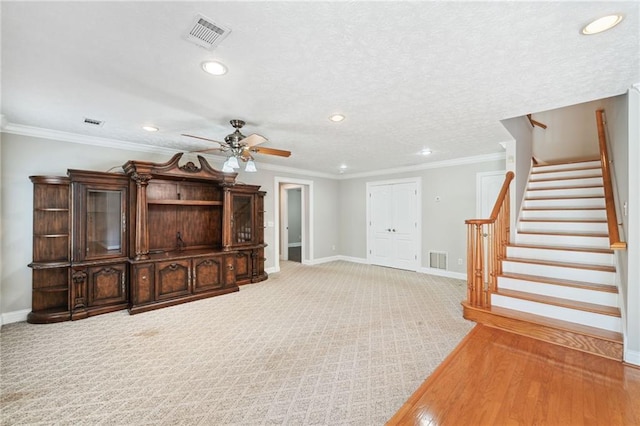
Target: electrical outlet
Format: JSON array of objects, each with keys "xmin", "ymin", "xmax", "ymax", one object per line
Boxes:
[{"xmin": 458, "ymin": 258, "xmax": 463, "ymax": 265}]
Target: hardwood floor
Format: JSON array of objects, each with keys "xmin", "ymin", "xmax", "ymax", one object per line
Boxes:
[{"xmin": 388, "ymin": 325, "xmax": 640, "ymax": 425}]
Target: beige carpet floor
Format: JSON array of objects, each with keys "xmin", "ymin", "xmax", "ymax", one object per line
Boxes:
[{"xmin": 1, "ymin": 261, "xmax": 473, "ymax": 425}]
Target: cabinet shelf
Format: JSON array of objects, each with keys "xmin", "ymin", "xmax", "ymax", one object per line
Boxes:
[
  {"xmin": 35, "ymin": 208, "xmax": 70, "ymax": 212},
  {"xmin": 34, "ymin": 234, "xmax": 69, "ymax": 238},
  {"xmin": 148, "ymin": 200, "xmax": 223, "ymax": 206}
]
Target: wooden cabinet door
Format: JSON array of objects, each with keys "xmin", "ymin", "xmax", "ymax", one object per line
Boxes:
[
  {"xmin": 155, "ymin": 260, "xmax": 190, "ymax": 300},
  {"xmin": 86, "ymin": 264, "xmax": 127, "ymax": 306},
  {"xmin": 132, "ymin": 263, "xmax": 154, "ymax": 305},
  {"xmin": 234, "ymin": 251, "xmax": 252, "ymax": 283},
  {"xmin": 224, "ymin": 255, "xmax": 236, "ymax": 287},
  {"xmin": 192, "ymin": 257, "xmax": 224, "ymax": 293}
]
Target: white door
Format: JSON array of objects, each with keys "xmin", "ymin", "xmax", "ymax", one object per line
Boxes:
[
  {"xmin": 368, "ymin": 181, "xmax": 419, "ymax": 270},
  {"xmin": 477, "ymin": 171, "xmax": 506, "ymax": 218}
]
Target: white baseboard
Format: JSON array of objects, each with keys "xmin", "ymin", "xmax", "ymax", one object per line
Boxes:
[
  {"xmin": 337, "ymin": 256, "xmax": 369, "ymax": 264},
  {"xmin": 418, "ymin": 267, "xmax": 466, "ymax": 280},
  {"xmin": 625, "ymin": 349, "xmax": 640, "ymax": 366},
  {"xmin": 1, "ymin": 309, "xmax": 30, "ymax": 326},
  {"xmin": 265, "ymin": 266, "xmax": 278, "ymax": 274}
]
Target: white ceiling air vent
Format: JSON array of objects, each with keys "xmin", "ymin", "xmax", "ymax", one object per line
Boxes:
[
  {"xmin": 83, "ymin": 117, "xmax": 104, "ymax": 127},
  {"xmin": 185, "ymin": 14, "xmax": 231, "ymax": 50}
]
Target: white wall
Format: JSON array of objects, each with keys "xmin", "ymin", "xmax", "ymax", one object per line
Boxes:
[
  {"xmin": 531, "ymin": 99, "xmax": 611, "ymax": 162},
  {"xmin": 625, "ymin": 86, "xmax": 640, "ymax": 364},
  {"xmin": 501, "ymin": 115, "xmax": 533, "ymax": 227},
  {"xmin": 338, "ymin": 158, "xmax": 506, "ymax": 274},
  {"xmin": 0, "ymin": 132, "xmax": 340, "ymax": 316}
]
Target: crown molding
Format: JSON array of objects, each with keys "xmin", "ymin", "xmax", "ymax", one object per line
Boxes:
[
  {"xmin": 338, "ymin": 152, "xmax": 506, "ymax": 180},
  {"xmin": 1, "ymin": 122, "xmax": 505, "ymax": 181},
  {"xmin": 0, "ymin": 122, "xmax": 338, "ymax": 180}
]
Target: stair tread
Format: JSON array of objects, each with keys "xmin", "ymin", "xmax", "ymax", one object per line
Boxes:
[
  {"xmin": 507, "ymin": 244, "xmax": 613, "ymax": 254},
  {"xmin": 525, "ymin": 195, "xmax": 604, "ymax": 200},
  {"xmin": 500, "ymin": 272, "xmax": 618, "ymax": 293},
  {"xmin": 529, "ymin": 174, "xmax": 603, "ymax": 183},
  {"xmin": 532, "ymin": 158, "xmax": 600, "ymax": 167},
  {"xmin": 527, "ymin": 184, "xmax": 603, "ymax": 191},
  {"xmin": 522, "ymin": 207, "xmax": 605, "ymax": 211},
  {"xmin": 519, "ymin": 219, "xmax": 606, "ymax": 223},
  {"xmin": 471, "ymin": 304, "xmax": 623, "ymax": 343},
  {"xmin": 531, "ymin": 166, "xmax": 601, "ymax": 174},
  {"xmin": 517, "ymin": 230, "xmax": 608, "ymax": 237},
  {"xmin": 504, "ymin": 257, "xmax": 615, "ymax": 272},
  {"xmin": 495, "ymin": 289, "xmax": 621, "ymax": 317}
]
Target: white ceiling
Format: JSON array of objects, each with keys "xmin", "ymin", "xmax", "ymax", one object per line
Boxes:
[{"xmin": 1, "ymin": 1, "xmax": 638, "ymax": 176}]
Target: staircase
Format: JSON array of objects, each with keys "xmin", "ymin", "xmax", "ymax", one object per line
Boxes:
[{"xmin": 464, "ymin": 159, "xmax": 623, "ymax": 360}]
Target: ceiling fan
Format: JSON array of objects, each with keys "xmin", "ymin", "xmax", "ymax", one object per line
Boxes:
[{"xmin": 182, "ymin": 119, "xmax": 291, "ymax": 172}]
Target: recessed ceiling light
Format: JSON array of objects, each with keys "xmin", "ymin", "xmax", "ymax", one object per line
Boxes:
[
  {"xmin": 142, "ymin": 126, "xmax": 159, "ymax": 132},
  {"xmin": 420, "ymin": 149, "xmax": 432, "ymax": 156},
  {"xmin": 581, "ymin": 14, "xmax": 623, "ymax": 35},
  {"xmin": 339, "ymin": 164, "xmax": 347, "ymax": 169},
  {"xmin": 201, "ymin": 60, "xmax": 228, "ymax": 75},
  {"xmin": 329, "ymin": 114, "xmax": 345, "ymax": 122}
]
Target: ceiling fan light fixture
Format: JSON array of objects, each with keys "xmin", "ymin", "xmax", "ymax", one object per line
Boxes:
[
  {"xmin": 227, "ymin": 156, "xmax": 240, "ymax": 169},
  {"xmin": 201, "ymin": 60, "xmax": 228, "ymax": 75},
  {"xmin": 245, "ymin": 160, "xmax": 257, "ymax": 172},
  {"xmin": 222, "ymin": 160, "xmax": 234, "ymax": 173},
  {"xmin": 329, "ymin": 114, "xmax": 345, "ymax": 122},
  {"xmin": 581, "ymin": 14, "xmax": 623, "ymax": 35}
]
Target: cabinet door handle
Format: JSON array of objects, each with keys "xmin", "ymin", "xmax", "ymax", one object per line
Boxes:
[{"xmin": 227, "ymin": 264, "xmax": 234, "ymax": 271}]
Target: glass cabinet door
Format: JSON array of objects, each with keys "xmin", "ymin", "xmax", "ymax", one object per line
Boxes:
[
  {"xmin": 232, "ymin": 194, "xmax": 253, "ymax": 244},
  {"xmin": 85, "ymin": 189, "xmax": 125, "ymax": 258}
]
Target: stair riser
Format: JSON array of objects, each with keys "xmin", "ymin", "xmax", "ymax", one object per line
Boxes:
[
  {"xmin": 526, "ymin": 187, "xmax": 604, "ymax": 199},
  {"xmin": 532, "ymin": 161, "xmax": 601, "ymax": 173},
  {"xmin": 502, "ymin": 261, "xmax": 615, "ymax": 285},
  {"xmin": 506, "ymin": 246, "xmax": 614, "ymax": 266},
  {"xmin": 491, "ymin": 294, "xmax": 622, "ymax": 332},
  {"xmin": 498, "ymin": 277, "xmax": 618, "ymax": 307},
  {"xmin": 520, "ymin": 209, "xmax": 607, "ymax": 220},
  {"xmin": 518, "ymin": 221, "xmax": 608, "ymax": 233},
  {"xmin": 515, "ymin": 233, "xmax": 610, "ymax": 249},
  {"xmin": 523, "ymin": 198, "xmax": 605, "ymax": 209},
  {"xmin": 530, "ymin": 169, "xmax": 602, "ymax": 181},
  {"xmin": 528, "ymin": 177, "xmax": 603, "ymax": 189}
]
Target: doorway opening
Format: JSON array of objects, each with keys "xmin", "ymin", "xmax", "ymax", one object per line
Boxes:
[{"xmin": 274, "ymin": 177, "xmax": 313, "ymax": 272}]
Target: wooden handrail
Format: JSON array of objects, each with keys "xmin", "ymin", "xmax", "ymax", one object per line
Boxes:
[
  {"xmin": 596, "ymin": 109, "xmax": 627, "ymax": 250},
  {"xmin": 464, "ymin": 171, "xmax": 514, "ymax": 308}
]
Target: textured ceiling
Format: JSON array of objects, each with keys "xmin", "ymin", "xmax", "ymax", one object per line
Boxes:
[{"xmin": 1, "ymin": 1, "xmax": 638, "ymax": 176}]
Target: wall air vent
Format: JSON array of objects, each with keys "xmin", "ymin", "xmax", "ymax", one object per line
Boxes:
[
  {"xmin": 428, "ymin": 251, "xmax": 448, "ymax": 270},
  {"xmin": 83, "ymin": 118, "xmax": 104, "ymax": 127},
  {"xmin": 185, "ymin": 14, "xmax": 231, "ymax": 50}
]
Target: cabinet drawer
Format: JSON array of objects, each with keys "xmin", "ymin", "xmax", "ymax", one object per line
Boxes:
[{"xmin": 155, "ymin": 260, "xmax": 190, "ymax": 300}]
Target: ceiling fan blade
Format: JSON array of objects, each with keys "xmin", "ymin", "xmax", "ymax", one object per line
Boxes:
[
  {"xmin": 190, "ymin": 147, "xmax": 224, "ymax": 154},
  {"xmin": 181, "ymin": 134, "xmax": 224, "ymax": 145},
  {"xmin": 252, "ymin": 146, "xmax": 291, "ymax": 157},
  {"xmin": 242, "ymin": 133, "xmax": 268, "ymax": 147}
]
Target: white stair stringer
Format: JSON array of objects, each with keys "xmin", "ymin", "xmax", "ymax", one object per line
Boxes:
[{"xmin": 495, "ymin": 159, "xmax": 622, "ymax": 339}]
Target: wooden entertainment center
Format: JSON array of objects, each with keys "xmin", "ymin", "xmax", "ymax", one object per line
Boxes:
[{"xmin": 28, "ymin": 153, "xmax": 267, "ymax": 323}]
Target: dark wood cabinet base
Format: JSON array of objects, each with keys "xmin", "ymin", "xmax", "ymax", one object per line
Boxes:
[{"xmin": 128, "ymin": 285, "xmax": 239, "ymax": 315}]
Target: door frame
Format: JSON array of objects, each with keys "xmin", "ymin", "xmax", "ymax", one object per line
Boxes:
[
  {"xmin": 281, "ymin": 185, "xmax": 303, "ymax": 261},
  {"xmin": 274, "ymin": 177, "xmax": 314, "ymax": 272},
  {"xmin": 366, "ymin": 177, "xmax": 421, "ymax": 271}
]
